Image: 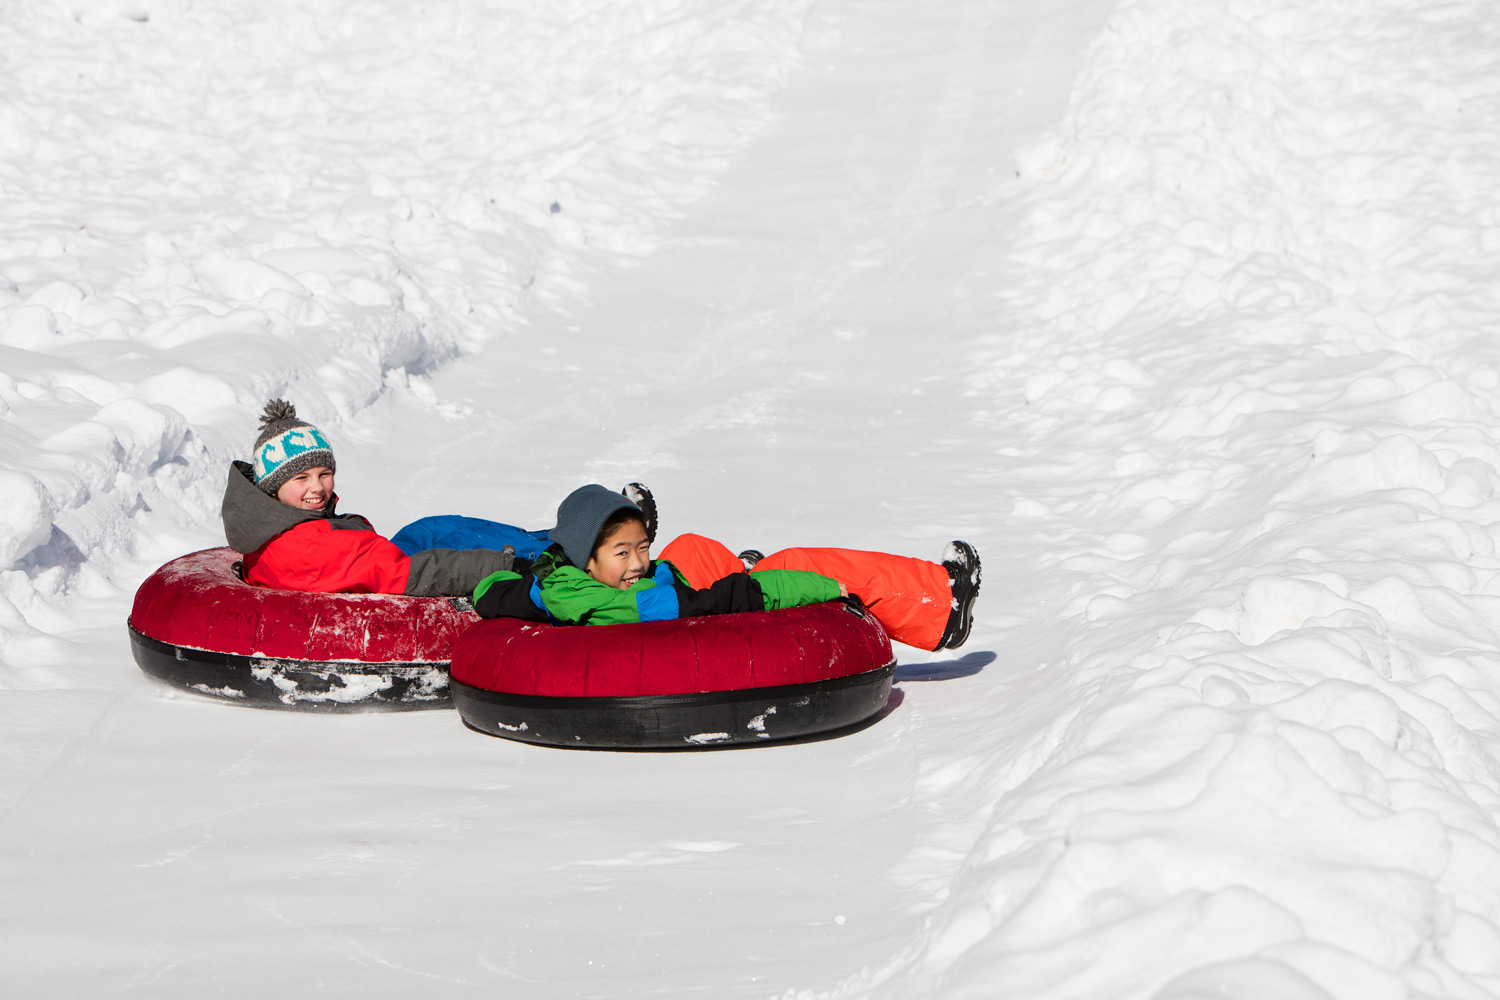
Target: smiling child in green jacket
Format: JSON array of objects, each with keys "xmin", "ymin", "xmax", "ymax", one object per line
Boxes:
[{"xmin": 473, "ymin": 484, "xmax": 981, "ymax": 651}]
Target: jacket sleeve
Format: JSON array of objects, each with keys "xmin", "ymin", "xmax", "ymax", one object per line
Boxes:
[
  {"xmin": 473, "ymin": 571, "xmax": 549, "ymax": 622},
  {"xmin": 676, "ymin": 571, "xmax": 766, "ymax": 617},
  {"xmin": 404, "ymin": 547, "xmax": 515, "ymax": 597},
  {"xmin": 748, "ymin": 569, "xmax": 842, "ymax": 610},
  {"xmin": 244, "ymin": 522, "xmax": 413, "ymax": 594}
]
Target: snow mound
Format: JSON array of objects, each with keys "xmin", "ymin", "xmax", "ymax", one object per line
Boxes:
[
  {"xmin": 0, "ymin": 0, "xmax": 813, "ymax": 641},
  {"xmin": 870, "ymin": 0, "xmax": 1500, "ymax": 995}
]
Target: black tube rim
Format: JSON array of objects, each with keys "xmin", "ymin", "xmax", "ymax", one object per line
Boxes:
[
  {"xmin": 127, "ymin": 620, "xmax": 453, "ymax": 712},
  {"xmin": 451, "ymin": 661, "xmax": 896, "ymax": 748},
  {"xmin": 451, "ymin": 659, "xmax": 895, "ymax": 710}
]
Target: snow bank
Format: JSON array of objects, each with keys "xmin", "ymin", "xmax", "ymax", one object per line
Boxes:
[
  {"xmin": 0, "ymin": 0, "xmax": 813, "ymax": 650},
  {"xmin": 867, "ymin": 0, "xmax": 1500, "ymax": 996}
]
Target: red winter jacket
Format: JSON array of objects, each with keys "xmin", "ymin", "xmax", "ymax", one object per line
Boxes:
[
  {"xmin": 221, "ymin": 461, "xmax": 510, "ymax": 597},
  {"xmin": 241, "ymin": 518, "xmax": 414, "ymax": 593}
]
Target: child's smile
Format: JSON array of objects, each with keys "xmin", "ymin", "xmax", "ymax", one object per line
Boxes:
[
  {"xmin": 276, "ymin": 466, "xmax": 334, "ymax": 511},
  {"xmin": 585, "ymin": 519, "xmax": 651, "ymax": 590}
]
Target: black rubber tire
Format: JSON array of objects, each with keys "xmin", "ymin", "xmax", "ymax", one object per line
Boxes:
[
  {"xmin": 128, "ymin": 622, "xmax": 453, "ymax": 712},
  {"xmin": 451, "ymin": 661, "xmax": 896, "ymax": 748}
]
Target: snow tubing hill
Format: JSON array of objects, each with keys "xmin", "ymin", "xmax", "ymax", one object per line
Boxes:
[
  {"xmin": 449, "ymin": 600, "xmax": 897, "ymax": 748},
  {"xmin": 127, "ymin": 547, "xmax": 477, "ymax": 711}
]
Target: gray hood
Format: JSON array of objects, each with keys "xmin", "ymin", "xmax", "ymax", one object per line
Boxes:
[
  {"xmin": 220, "ymin": 460, "xmax": 512, "ymax": 595},
  {"xmin": 221, "ymin": 460, "xmax": 362, "ymax": 554}
]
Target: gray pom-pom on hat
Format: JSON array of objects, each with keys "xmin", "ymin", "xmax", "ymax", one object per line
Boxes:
[
  {"xmin": 549, "ymin": 484, "xmax": 646, "ymax": 568},
  {"xmin": 251, "ymin": 398, "xmax": 336, "ymax": 497}
]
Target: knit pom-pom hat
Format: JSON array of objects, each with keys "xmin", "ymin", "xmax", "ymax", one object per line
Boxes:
[
  {"xmin": 549, "ymin": 484, "xmax": 646, "ymax": 568},
  {"xmin": 252, "ymin": 399, "xmax": 336, "ymax": 497}
]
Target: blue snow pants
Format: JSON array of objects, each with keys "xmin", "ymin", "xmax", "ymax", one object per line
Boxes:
[{"xmin": 389, "ymin": 515, "xmax": 552, "ymax": 559}]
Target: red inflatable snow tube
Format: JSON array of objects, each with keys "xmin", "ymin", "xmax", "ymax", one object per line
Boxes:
[
  {"xmin": 449, "ymin": 600, "xmax": 897, "ymax": 748},
  {"xmin": 127, "ymin": 547, "xmax": 477, "ymax": 711}
]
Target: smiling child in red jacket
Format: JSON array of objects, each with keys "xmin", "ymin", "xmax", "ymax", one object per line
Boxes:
[{"xmin": 221, "ymin": 399, "xmax": 521, "ymax": 596}]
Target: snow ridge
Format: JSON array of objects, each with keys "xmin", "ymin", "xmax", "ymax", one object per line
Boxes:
[
  {"xmin": 0, "ymin": 0, "xmax": 813, "ymax": 649},
  {"xmin": 876, "ymin": 0, "xmax": 1500, "ymax": 996}
]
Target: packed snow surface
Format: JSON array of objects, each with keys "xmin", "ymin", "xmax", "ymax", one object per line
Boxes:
[{"xmin": 4, "ymin": 0, "xmax": 1500, "ymax": 997}]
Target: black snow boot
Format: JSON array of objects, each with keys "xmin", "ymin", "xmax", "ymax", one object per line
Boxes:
[
  {"xmin": 938, "ymin": 540, "xmax": 981, "ymax": 650},
  {"xmin": 622, "ymin": 483, "xmax": 658, "ymax": 543}
]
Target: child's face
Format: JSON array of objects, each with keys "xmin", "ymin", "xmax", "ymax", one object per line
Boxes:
[
  {"xmin": 585, "ymin": 519, "xmax": 651, "ymax": 590},
  {"xmin": 276, "ymin": 466, "xmax": 334, "ymax": 511}
]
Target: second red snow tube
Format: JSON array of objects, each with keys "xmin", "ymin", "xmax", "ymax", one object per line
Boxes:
[
  {"xmin": 127, "ymin": 547, "xmax": 478, "ymax": 711},
  {"xmin": 449, "ymin": 599, "xmax": 897, "ymax": 748}
]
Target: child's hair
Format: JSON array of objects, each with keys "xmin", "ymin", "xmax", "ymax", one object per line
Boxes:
[{"xmin": 591, "ymin": 507, "xmax": 647, "ymax": 559}]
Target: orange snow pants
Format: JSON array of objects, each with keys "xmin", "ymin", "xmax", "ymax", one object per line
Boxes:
[{"xmin": 657, "ymin": 533, "xmax": 952, "ymax": 651}]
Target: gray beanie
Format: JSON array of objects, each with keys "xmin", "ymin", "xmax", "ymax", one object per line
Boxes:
[
  {"xmin": 251, "ymin": 399, "xmax": 336, "ymax": 497},
  {"xmin": 549, "ymin": 484, "xmax": 646, "ymax": 568}
]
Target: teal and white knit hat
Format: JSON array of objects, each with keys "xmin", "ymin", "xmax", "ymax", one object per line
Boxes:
[{"xmin": 252, "ymin": 399, "xmax": 336, "ymax": 497}]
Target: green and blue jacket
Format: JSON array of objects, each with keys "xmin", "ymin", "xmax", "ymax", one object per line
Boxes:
[{"xmin": 472, "ymin": 545, "xmax": 840, "ymax": 625}]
